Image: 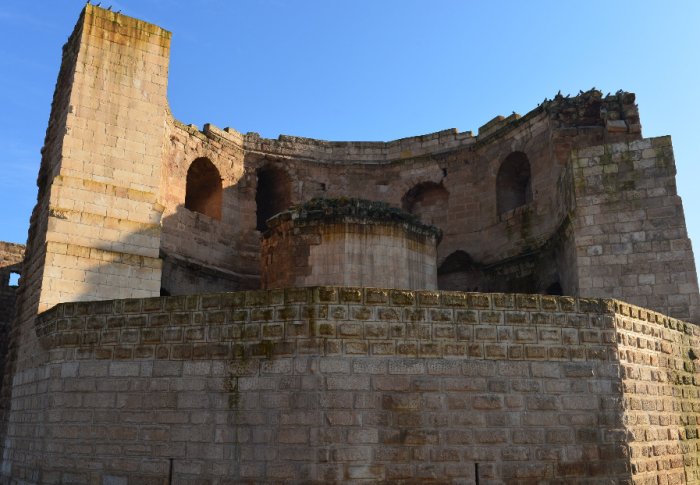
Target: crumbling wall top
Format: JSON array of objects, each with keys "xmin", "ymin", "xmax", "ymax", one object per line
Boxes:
[
  {"xmin": 265, "ymin": 197, "xmax": 443, "ymax": 242},
  {"xmin": 174, "ymin": 88, "xmax": 640, "ymax": 164}
]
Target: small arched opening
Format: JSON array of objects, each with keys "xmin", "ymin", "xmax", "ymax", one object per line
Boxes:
[
  {"xmin": 401, "ymin": 182, "xmax": 449, "ymax": 229},
  {"xmin": 256, "ymin": 165, "xmax": 292, "ymax": 231},
  {"xmin": 496, "ymin": 151, "xmax": 532, "ymax": 215},
  {"xmin": 437, "ymin": 250, "xmax": 483, "ymax": 292},
  {"xmin": 185, "ymin": 158, "xmax": 223, "ymax": 220}
]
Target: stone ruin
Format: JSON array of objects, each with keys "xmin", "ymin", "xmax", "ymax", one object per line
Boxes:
[{"xmin": 2, "ymin": 4, "xmax": 700, "ymax": 484}]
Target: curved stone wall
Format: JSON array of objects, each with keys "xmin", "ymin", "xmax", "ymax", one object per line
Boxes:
[
  {"xmin": 159, "ymin": 91, "xmax": 645, "ymax": 299},
  {"xmin": 158, "ymin": 116, "xmax": 700, "ymax": 322},
  {"xmin": 3, "ymin": 288, "xmax": 691, "ymax": 483},
  {"xmin": 261, "ymin": 199, "xmax": 441, "ymax": 290}
]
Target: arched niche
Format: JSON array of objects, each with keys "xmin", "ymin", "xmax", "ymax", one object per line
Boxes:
[
  {"xmin": 401, "ymin": 181, "xmax": 449, "ymax": 229},
  {"xmin": 185, "ymin": 157, "xmax": 223, "ymax": 220},
  {"xmin": 496, "ymin": 151, "xmax": 532, "ymax": 215},
  {"xmin": 437, "ymin": 250, "xmax": 483, "ymax": 292},
  {"xmin": 256, "ymin": 165, "xmax": 292, "ymax": 232}
]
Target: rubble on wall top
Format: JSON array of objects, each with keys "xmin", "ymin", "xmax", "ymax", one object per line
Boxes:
[{"xmin": 475, "ymin": 88, "xmax": 639, "ymax": 141}]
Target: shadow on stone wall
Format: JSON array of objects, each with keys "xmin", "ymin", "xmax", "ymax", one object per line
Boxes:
[
  {"xmin": 160, "ymin": 181, "xmax": 261, "ymax": 297},
  {"xmin": 437, "ymin": 217, "xmax": 573, "ymax": 296}
]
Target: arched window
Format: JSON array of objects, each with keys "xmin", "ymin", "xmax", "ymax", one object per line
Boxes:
[
  {"xmin": 496, "ymin": 151, "xmax": 532, "ymax": 215},
  {"xmin": 185, "ymin": 158, "xmax": 222, "ymax": 220},
  {"xmin": 401, "ymin": 182, "xmax": 449, "ymax": 229},
  {"xmin": 256, "ymin": 165, "xmax": 292, "ymax": 231}
]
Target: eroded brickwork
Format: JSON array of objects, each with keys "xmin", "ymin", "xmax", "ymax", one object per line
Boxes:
[
  {"xmin": 162, "ymin": 96, "xmax": 640, "ymax": 294},
  {"xmin": 0, "ymin": 6, "xmax": 170, "ymax": 478},
  {"xmin": 159, "ymin": 123, "xmax": 254, "ymax": 296}
]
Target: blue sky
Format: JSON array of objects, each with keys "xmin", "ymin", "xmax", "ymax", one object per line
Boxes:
[{"xmin": 1, "ymin": 1, "xmax": 700, "ymax": 267}]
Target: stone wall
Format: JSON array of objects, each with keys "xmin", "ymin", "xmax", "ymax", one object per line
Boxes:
[
  {"xmin": 162, "ymin": 123, "xmax": 700, "ymax": 322},
  {"xmin": 25, "ymin": 4, "xmax": 169, "ymax": 317},
  {"xmin": 32, "ymin": 6, "xmax": 695, "ymax": 324},
  {"xmin": 159, "ymin": 122, "xmax": 256, "ymax": 296},
  {"xmin": 4, "ymin": 287, "xmax": 680, "ymax": 483},
  {"xmin": 261, "ymin": 199, "xmax": 441, "ymax": 290},
  {"xmin": 0, "ymin": 242, "xmax": 24, "ymax": 332},
  {"xmin": 159, "ymin": 92, "xmax": 650, "ymax": 304},
  {"xmin": 572, "ymin": 136, "xmax": 700, "ymax": 322},
  {"xmin": 0, "ymin": 242, "xmax": 24, "ymax": 461},
  {"xmin": 4, "ymin": 6, "xmax": 700, "ymax": 482},
  {"xmin": 616, "ymin": 304, "xmax": 700, "ymax": 484},
  {"xmin": 0, "ymin": 5, "xmax": 171, "ymax": 475}
]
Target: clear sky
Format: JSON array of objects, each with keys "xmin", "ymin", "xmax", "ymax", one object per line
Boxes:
[{"xmin": 1, "ymin": 1, "xmax": 699, "ymax": 266}]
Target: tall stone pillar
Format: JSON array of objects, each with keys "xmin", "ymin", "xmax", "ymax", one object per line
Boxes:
[{"xmin": 25, "ymin": 5, "xmax": 170, "ymax": 316}]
